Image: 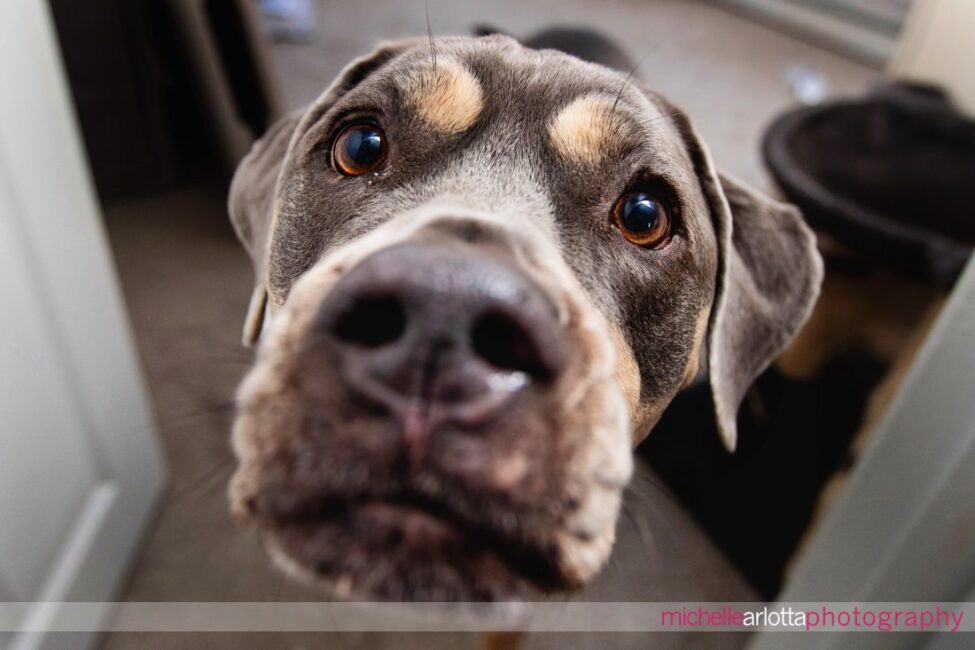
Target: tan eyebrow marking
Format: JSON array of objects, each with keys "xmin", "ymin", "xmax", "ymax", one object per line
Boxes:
[
  {"xmin": 405, "ymin": 59, "xmax": 483, "ymax": 133},
  {"xmin": 548, "ymin": 94, "xmax": 631, "ymax": 163}
]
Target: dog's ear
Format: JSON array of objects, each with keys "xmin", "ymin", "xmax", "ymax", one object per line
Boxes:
[
  {"xmin": 670, "ymin": 109, "xmax": 823, "ymax": 451},
  {"xmin": 228, "ymin": 41, "xmax": 418, "ymax": 346},
  {"xmin": 228, "ymin": 109, "xmax": 302, "ymax": 346}
]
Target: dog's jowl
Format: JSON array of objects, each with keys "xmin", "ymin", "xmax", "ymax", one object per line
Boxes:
[{"xmin": 227, "ymin": 33, "xmax": 822, "ymax": 601}]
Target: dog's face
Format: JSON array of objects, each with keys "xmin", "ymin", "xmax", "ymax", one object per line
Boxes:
[{"xmin": 227, "ymin": 35, "xmax": 821, "ymax": 601}]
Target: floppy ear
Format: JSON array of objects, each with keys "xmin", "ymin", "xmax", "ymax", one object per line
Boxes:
[
  {"xmin": 671, "ymin": 111, "xmax": 823, "ymax": 451},
  {"xmin": 228, "ymin": 109, "xmax": 302, "ymax": 346},
  {"xmin": 228, "ymin": 40, "xmax": 418, "ymax": 346}
]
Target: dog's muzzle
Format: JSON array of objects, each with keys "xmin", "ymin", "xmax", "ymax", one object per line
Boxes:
[{"xmin": 230, "ymin": 215, "xmax": 631, "ymax": 601}]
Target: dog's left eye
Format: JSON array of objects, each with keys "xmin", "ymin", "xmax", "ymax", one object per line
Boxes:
[
  {"xmin": 612, "ymin": 191, "xmax": 672, "ymax": 248},
  {"xmin": 332, "ymin": 123, "xmax": 388, "ymax": 176}
]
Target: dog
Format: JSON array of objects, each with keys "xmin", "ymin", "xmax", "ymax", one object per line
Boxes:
[{"xmin": 226, "ymin": 28, "xmax": 822, "ymax": 602}]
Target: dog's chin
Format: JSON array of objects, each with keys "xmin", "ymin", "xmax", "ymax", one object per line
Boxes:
[{"xmin": 260, "ymin": 497, "xmax": 567, "ymax": 602}]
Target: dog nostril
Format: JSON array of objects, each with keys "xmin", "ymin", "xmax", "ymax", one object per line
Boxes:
[
  {"xmin": 471, "ymin": 310, "xmax": 553, "ymax": 381},
  {"xmin": 331, "ymin": 295, "xmax": 407, "ymax": 347}
]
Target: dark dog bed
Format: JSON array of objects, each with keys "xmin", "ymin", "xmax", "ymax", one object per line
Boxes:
[{"xmin": 763, "ymin": 82, "xmax": 975, "ymax": 287}]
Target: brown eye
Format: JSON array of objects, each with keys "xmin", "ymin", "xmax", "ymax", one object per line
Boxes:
[
  {"xmin": 612, "ymin": 191, "xmax": 671, "ymax": 248},
  {"xmin": 332, "ymin": 123, "xmax": 387, "ymax": 176}
]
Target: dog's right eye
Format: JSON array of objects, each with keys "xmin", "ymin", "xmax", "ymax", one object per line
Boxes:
[{"xmin": 332, "ymin": 123, "xmax": 388, "ymax": 176}]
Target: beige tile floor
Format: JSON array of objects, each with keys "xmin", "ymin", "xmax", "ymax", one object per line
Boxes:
[{"xmin": 97, "ymin": 1, "xmax": 876, "ymax": 648}]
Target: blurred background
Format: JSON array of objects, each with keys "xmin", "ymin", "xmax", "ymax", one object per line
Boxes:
[{"xmin": 2, "ymin": 1, "xmax": 974, "ymax": 649}]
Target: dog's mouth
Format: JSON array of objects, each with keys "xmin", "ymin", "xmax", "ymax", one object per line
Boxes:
[{"xmin": 257, "ymin": 490, "xmax": 567, "ymax": 601}]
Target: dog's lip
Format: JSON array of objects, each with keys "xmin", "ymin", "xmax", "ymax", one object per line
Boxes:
[{"xmin": 260, "ymin": 490, "xmax": 568, "ymax": 593}]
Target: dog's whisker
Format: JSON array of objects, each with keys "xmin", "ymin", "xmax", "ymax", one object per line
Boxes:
[
  {"xmin": 177, "ymin": 468, "xmax": 234, "ymax": 507},
  {"xmin": 425, "ymin": 0, "xmax": 437, "ymax": 71},
  {"xmin": 154, "ymin": 402, "xmax": 239, "ymax": 434},
  {"xmin": 633, "ymin": 469, "xmax": 684, "ymax": 509},
  {"xmin": 622, "ymin": 498, "xmax": 658, "ymax": 563},
  {"xmin": 646, "ymin": 109, "xmax": 683, "ymax": 126},
  {"xmin": 109, "ymin": 402, "xmax": 237, "ymax": 444},
  {"xmin": 612, "ymin": 54, "xmax": 647, "ymax": 113},
  {"xmin": 171, "ymin": 455, "xmax": 236, "ymax": 503},
  {"xmin": 607, "ymin": 553, "xmax": 623, "ymax": 580}
]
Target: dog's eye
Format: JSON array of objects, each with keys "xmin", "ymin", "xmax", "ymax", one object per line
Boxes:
[
  {"xmin": 612, "ymin": 191, "xmax": 671, "ymax": 248},
  {"xmin": 332, "ymin": 123, "xmax": 387, "ymax": 176}
]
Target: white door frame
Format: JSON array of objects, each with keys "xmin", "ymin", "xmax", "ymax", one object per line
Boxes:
[{"xmin": 0, "ymin": 2, "xmax": 165, "ymax": 649}]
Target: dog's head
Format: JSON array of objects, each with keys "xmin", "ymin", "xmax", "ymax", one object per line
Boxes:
[{"xmin": 227, "ymin": 35, "xmax": 821, "ymax": 601}]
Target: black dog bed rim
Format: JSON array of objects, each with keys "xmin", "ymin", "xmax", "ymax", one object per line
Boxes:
[{"xmin": 762, "ymin": 100, "xmax": 972, "ymax": 288}]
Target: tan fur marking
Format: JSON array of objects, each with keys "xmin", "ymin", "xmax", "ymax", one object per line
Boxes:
[
  {"xmin": 609, "ymin": 324, "xmax": 658, "ymax": 444},
  {"xmin": 682, "ymin": 307, "xmax": 711, "ymax": 388},
  {"xmin": 609, "ymin": 324, "xmax": 641, "ymax": 415},
  {"xmin": 406, "ymin": 60, "xmax": 483, "ymax": 133},
  {"xmin": 616, "ymin": 307, "xmax": 710, "ymax": 445},
  {"xmin": 548, "ymin": 94, "xmax": 629, "ymax": 163}
]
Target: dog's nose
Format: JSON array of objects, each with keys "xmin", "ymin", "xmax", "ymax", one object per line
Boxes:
[{"xmin": 316, "ymin": 241, "xmax": 567, "ymax": 428}]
